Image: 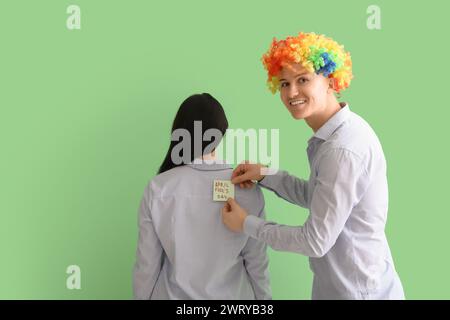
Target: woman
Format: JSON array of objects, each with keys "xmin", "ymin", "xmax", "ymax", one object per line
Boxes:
[
  {"xmin": 222, "ymin": 32, "xmax": 405, "ymax": 299},
  {"xmin": 133, "ymin": 93, "xmax": 271, "ymax": 299}
]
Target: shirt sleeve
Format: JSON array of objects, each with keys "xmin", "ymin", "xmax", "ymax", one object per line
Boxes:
[
  {"xmin": 244, "ymin": 148, "xmax": 369, "ymax": 258},
  {"xmin": 240, "ymin": 191, "xmax": 272, "ymax": 300},
  {"xmin": 133, "ymin": 186, "xmax": 164, "ymax": 299},
  {"xmin": 259, "ymin": 170, "xmax": 310, "ymax": 208}
]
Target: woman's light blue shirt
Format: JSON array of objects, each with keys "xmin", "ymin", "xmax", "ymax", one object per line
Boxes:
[{"xmin": 134, "ymin": 162, "xmax": 271, "ymax": 300}]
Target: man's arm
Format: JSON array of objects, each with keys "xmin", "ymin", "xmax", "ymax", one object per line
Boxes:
[
  {"xmin": 259, "ymin": 171, "xmax": 310, "ymax": 208},
  {"xmin": 244, "ymin": 148, "xmax": 369, "ymax": 257},
  {"xmin": 230, "ymin": 162, "xmax": 309, "ymax": 208}
]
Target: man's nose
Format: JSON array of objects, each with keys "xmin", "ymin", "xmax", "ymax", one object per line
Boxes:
[{"xmin": 288, "ymin": 84, "xmax": 299, "ymax": 99}]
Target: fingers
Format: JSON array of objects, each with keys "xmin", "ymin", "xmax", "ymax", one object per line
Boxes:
[
  {"xmin": 231, "ymin": 163, "xmax": 246, "ymax": 180},
  {"xmin": 222, "ymin": 198, "xmax": 236, "ymax": 215},
  {"xmin": 232, "ymin": 171, "xmax": 253, "ymax": 184},
  {"xmin": 226, "ymin": 197, "xmax": 236, "ymax": 208},
  {"xmin": 231, "ymin": 161, "xmax": 252, "ymax": 181},
  {"xmin": 231, "ymin": 161, "xmax": 262, "ymax": 186},
  {"xmin": 228, "ymin": 198, "xmax": 245, "ymax": 211},
  {"xmin": 222, "ymin": 202, "xmax": 230, "ymax": 215},
  {"xmin": 221, "ymin": 205, "xmax": 228, "ymax": 223}
]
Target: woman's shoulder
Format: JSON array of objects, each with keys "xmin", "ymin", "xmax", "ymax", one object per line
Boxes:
[
  {"xmin": 144, "ymin": 164, "xmax": 265, "ymax": 209},
  {"xmin": 145, "ymin": 166, "xmax": 192, "ymax": 198}
]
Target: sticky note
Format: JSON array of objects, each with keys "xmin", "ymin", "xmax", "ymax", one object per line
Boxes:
[{"xmin": 213, "ymin": 180, "xmax": 234, "ymax": 202}]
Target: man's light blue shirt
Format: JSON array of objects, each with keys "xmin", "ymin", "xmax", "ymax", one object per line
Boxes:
[{"xmin": 244, "ymin": 104, "xmax": 405, "ymax": 299}]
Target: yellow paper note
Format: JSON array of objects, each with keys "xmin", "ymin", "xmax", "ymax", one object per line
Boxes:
[{"xmin": 213, "ymin": 180, "xmax": 235, "ymax": 202}]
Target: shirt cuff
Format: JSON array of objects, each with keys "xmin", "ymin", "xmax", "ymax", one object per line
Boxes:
[
  {"xmin": 243, "ymin": 215, "xmax": 265, "ymax": 239},
  {"xmin": 258, "ymin": 171, "xmax": 280, "ymax": 190}
]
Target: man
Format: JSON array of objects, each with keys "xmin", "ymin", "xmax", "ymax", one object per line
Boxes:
[{"xmin": 221, "ymin": 32, "xmax": 404, "ymax": 300}]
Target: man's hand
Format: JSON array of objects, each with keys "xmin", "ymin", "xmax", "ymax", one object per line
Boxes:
[
  {"xmin": 221, "ymin": 198, "xmax": 248, "ymax": 233},
  {"xmin": 231, "ymin": 161, "xmax": 266, "ymax": 189}
]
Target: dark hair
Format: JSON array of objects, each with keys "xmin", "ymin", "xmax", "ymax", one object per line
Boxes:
[{"xmin": 157, "ymin": 93, "xmax": 228, "ymax": 174}]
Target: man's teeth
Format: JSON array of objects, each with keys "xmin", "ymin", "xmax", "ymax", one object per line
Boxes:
[{"xmin": 290, "ymin": 100, "xmax": 306, "ymax": 106}]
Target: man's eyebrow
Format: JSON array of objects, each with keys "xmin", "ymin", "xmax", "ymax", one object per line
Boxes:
[{"xmin": 279, "ymin": 73, "xmax": 309, "ymax": 81}]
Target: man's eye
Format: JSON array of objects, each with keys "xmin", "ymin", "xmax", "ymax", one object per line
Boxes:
[
  {"xmin": 298, "ymin": 77, "xmax": 308, "ymax": 84},
  {"xmin": 280, "ymin": 82, "xmax": 289, "ymax": 88}
]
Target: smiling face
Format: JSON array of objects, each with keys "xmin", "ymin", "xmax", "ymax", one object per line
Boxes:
[{"xmin": 279, "ymin": 62, "xmax": 333, "ymax": 120}]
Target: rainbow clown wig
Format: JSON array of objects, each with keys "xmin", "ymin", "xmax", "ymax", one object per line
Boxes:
[{"xmin": 262, "ymin": 32, "xmax": 353, "ymax": 94}]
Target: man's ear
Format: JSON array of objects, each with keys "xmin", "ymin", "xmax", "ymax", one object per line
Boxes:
[{"xmin": 327, "ymin": 78, "xmax": 336, "ymax": 93}]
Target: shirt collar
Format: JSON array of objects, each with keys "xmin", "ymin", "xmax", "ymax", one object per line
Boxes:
[
  {"xmin": 310, "ymin": 103, "xmax": 350, "ymax": 142},
  {"xmin": 186, "ymin": 159, "xmax": 233, "ymax": 171}
]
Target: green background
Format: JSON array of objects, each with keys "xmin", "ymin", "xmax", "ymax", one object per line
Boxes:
[{"xmin": 1, "ymin": 0, "xmax": 449, "ymax": 299}]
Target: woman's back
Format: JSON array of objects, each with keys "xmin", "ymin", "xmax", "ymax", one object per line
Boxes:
[{"xmin": 133, "ymin": 161, "xmax": 271, "ymax": 299}]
